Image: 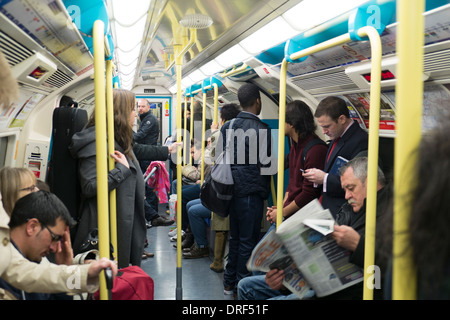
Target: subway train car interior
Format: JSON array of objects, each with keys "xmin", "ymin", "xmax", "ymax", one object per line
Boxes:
[{"xmin": 1, "ymin": 0, "xmax": 450, "ymax": 302}]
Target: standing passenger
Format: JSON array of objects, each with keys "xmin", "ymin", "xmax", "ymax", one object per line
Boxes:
[
  {"xmin": 71, "ymin": 88, "xmax": 146, "ymax": 269},
  {"xmin": 302, "ymin": 96, "xmax": 368, "ymax": 217},
  {"xmin": 221, "ymin": 83, "xmax": 275, "ymax": 295},
  {"xmin": 134, "ymin": 98, "xmax": 172, "ymax": 229},
  {"xmin": 266, "ymin": 100, "xmax": 328, "ymax": 224}
]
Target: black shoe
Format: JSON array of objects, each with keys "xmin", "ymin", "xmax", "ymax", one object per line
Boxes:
[{"xmin": 152, "ymin": 216, "xmax": 174, "ymax": 226}]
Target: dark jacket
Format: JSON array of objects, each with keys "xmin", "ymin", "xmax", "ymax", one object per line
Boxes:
[
  {"xmin": 133, "ymin": 111, "xmax": 159, "ymax": 146},
  {"xmin": 220, "ymin": 111, "xmax": 274, "ymax": 199},
  {"xmin": 324, "ymin": 185, "xmax": 390, "ymax": 300},
  {"xmin": 70, "ymin": 126, "xmax": 146, "ymax": 268},
  {"xmin": 322, "ymin": 121, "xmax": 368, "ymax": 217},
  {"xmin": 133, "ymin": 143, "xmax": 169, "ymax": 162}
]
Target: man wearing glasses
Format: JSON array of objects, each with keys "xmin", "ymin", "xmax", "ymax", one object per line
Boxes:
[{"xmin": 1, "ymin": 191, "xmax": 86, "ymax": 299}]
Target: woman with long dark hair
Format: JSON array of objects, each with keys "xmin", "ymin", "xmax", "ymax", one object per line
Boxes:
[{"xmin": 71, "ymin": 89, "xmax": 146, "ymax": 268}]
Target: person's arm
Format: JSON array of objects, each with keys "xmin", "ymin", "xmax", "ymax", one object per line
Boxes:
[
  {"xmin": 2, "ymin": 245, "xmax": 117, "ymax": 294},
  {"xmin": 133, "ymin": 143, "xmax": 174, "ymax": 162}
]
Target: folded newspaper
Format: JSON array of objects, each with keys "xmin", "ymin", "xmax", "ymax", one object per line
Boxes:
[{"xmin": 246, "ymin": 199, "xmax": 364, "ymax": 299}]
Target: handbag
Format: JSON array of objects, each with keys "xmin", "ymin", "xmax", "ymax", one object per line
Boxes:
[
  {"xmin": 79, "ymin": 228, "xmax": 115, "ymax": 260},
  {"xmin": 200, "ymin": 119, "xmax": 236, "ymax": 217}
]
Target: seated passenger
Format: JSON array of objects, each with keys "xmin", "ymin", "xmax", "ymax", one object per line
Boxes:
[
  {"xmin": 0, "ymin": 50, "xmax": 117, "ymax": 297},
  {"xmin": 0, "ymin": 191, "xmax": 77, "ymax": 299},
  {"xmin": 238, "ymin": 156, "xmax": 389, "ymax": 300},
  {"xmin": 171, "ymin": 139, "xmax": 209, "ymax": 249},
  {"xmin": 0, "ymin": 167, "xmax": 38, "ymax": 215}
]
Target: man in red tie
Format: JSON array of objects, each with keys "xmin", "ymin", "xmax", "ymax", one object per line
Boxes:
[{"xmin": 302, "ymin": 96, "xmax": 368, "ymax": 217}]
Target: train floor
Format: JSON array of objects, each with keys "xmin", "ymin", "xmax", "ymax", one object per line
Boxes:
[{"xmin": 140, "ymin": 205, "xmax": 234, "ymax": 300}]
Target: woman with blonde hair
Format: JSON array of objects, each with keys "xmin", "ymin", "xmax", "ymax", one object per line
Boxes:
[
  {"xmin": 0, "ymin": 167, "xmax": 38, "ymax": 216},
  {"xmin": 71, "ymin": 88, "xmax": 146, "ymax": 268}
]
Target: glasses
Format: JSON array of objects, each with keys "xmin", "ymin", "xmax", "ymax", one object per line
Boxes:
[
  {"xmin": 42, "ymin": 224, "xmax": 64, "ymax": 243},
  {"xmin": 20, "ymin": 185, "xmax": 37, "ymax": 192}
]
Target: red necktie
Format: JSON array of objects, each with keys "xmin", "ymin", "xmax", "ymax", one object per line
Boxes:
[{"xmin": 327, "ymin": 138, "xmax": 340, "ymax": 163}]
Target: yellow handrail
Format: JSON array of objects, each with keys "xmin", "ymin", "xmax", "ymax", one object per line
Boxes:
[
  {"xmin": 277, "ymin": 26, "xmax": 382, "ymax": 300},
  {"xmin": 174, "ymin": 44, "xmax": 183, "ymax": 300},
  {"xmin": 93, "ymin": 20, "xmax": 109, "ymax": 300},
  {"xmin": 166, "ymin": 29, "xmax": 198, "ymax": 71},
  {"xmin": 200, "ymin": 92, "xmax": 207, "ymax": 184},
  {"xmin": 184, "ymin": 95, "xmax": 188, "ymax": 164},
  {"xmin": 220, "ymin": 63, "xmax": 248, "ymax": 78},
  {"xmin": 212, "ymin": 83, "xmax": 219, "ymax": 126},
  {"xmin": 106, "ymin": 60, "xmax": 118, "ymax": 263},
  {"xmin": 392, "ymin": 0, "xmax": 424, "ymax": 300}
]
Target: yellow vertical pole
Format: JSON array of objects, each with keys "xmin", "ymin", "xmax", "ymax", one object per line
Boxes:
[
  {"xmin": 200, "ymin": 92, "xmax": 207, "ymax": 184},
  {"xmin": 213, "ymin": 83, "xmax": 219, "ymax": 126},
  {"xmin": 106, "ymin": 60, "xmax": 117, "ymax": 262},
  {"xmin": 393, "ymin": 0, "xmax": 424, "ymax": 300},
  {"xmin": 93, "ymin": 20, "xmax": 109, "ymax": 300},
  {"xmin": 189, "ymin": 96, "xmax": 194, "ymax": 166},
  {"xmin": 184, "ymin": 95, "xmax": 188, "ymax": 164},
  {"xmin": 276, "ymin": 60, "xmax": 288, "ymax": 229},
  {"xmin": 174, "ymin": 44, "xmax": 183, "ymax": 300},
  {"xmin": 358, "ymin": 26, "xmax": 382, "ymax": 301}
]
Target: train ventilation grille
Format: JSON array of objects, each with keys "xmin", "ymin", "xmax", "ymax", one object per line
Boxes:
[
  {"xmin": 292, "ymin": 70, "xmax": 358, "ymax": 94},
  {"xmin": 44, "ymin": 69, "xmax": 73, "ymax": 88},
  {"xmin": 0, "ymin": 30, "xmax": 33, "ymax": 67},
  {"xmin": 424, "ymin": 48, "xmax": 450, "ymax": 73}
]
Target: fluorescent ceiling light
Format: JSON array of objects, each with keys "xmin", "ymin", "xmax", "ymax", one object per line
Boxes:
[
  {"xmin": 200, "ymin": 60, "xmax": 223, "ymax": 76},
  {"xmin": 215, "ymin": 44, "xmax": 251, "ymax": 69},
  {"xmin": 119, "ymin": 62, "xmax": 137, "ymax": 76},
  {"xmin": 240, "ymin": 17, "xmax": 298, "ymax": 55},
  {"xmin": 169, "ymin": 84, "xmax": 177, "ymax": 94},
  {"xmin": 111, "ymin": 0, "xmax": 151, "ymax": 25},
  {"xmin": 117, "ymin": 45, "xmax": 141, "ymax": 66},
  {"xmin": 283, "ymin": 0, "xmax": 368, "ymax": 32},
  {"xmin": 181, "ymin": 76, "xmax": 194, "ymax": 88},
  {"xmin": 189, "ymin": 69, "xmax": 206, "ymax": 83},
  {"xmin": 114, "ymin": 15, "xmax": 147, "ymax": 52}
]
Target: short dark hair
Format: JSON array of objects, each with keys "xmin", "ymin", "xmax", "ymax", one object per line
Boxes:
[
  {"xmin": 286, "ymin": 100, "xmax": 316, "ymax": 138},
  {"xmin": 220, "ymin": 103, "xmax": 241, "ymax": 122},
  {"xmin": 9, "ymin": 191, "xmax": 75, "ymax": 229},
  {"xmin": 314, "ymin": 96, "xmax": 350, "ymax": 121},
  {"xmin": 237, "ymin": 83, "xmax": 260, "ymax": 109}
]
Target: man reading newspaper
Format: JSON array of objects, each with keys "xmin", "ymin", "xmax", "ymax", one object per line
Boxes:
[{"xmin": 239, "ymin": 157, "xmax": 389, "ymax": 300}]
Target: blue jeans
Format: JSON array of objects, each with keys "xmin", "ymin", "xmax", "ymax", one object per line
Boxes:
[
  {"xmin": 237, "ymin": 275, "xmax": 315, "ymax": 300},
  {"xmin": 223, "ymin": 194, "xmax": 264, "ymax": 291},
  {"xmin": 187, "ymin": 198, "xmax": 211, "ymax": 248}
]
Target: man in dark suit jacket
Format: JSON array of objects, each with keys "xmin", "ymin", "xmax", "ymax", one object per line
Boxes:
[{"xmin": 302, "ymin": 96, "xmax": 368, "ymax": 217}]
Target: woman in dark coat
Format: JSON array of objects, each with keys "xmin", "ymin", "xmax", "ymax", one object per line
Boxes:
[{"xmin": 71, "ymin": 89, "xmax": 145, "ymax": 268}]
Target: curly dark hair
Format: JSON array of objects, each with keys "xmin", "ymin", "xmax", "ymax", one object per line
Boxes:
[{"xmin": 285, "ymin": 100, "xmax": 316, "ymax": 139}]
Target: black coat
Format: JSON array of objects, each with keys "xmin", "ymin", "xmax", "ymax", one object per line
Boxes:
[
  {"xmin": 220, "ymin": 111, "xmax": 275, "ymax": 199},
  {"xmin": 70, "ymin": 126, "xmax": 146, "ymax": 268},
  {"xmin": 322, "ymin": 121, "xmax": 368, "ymax": 216},
  {"xmin": 133, "ymin": 111, "xmax": 159, "ymax": 146}
]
